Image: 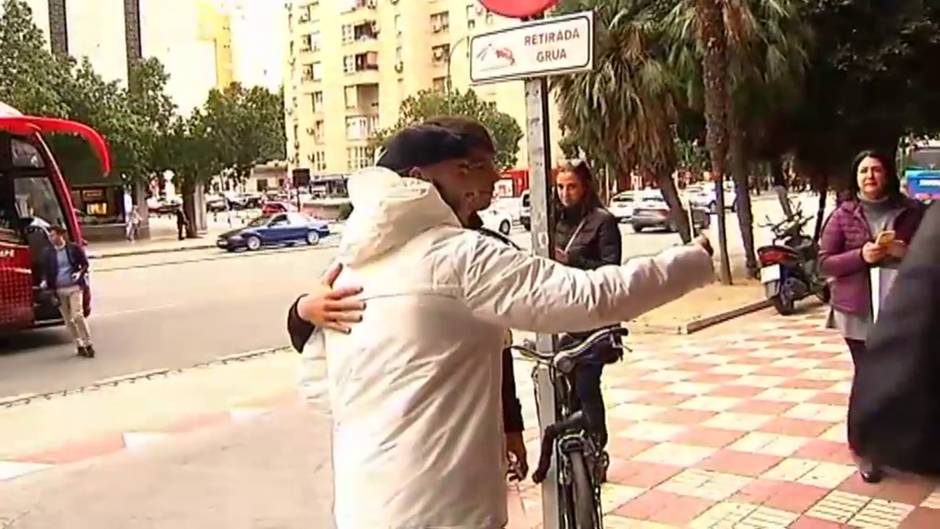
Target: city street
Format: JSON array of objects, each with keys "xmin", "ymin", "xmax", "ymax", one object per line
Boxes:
[{"xmin": 0, "ymin": 193, "xmax": 823, "ymax": 398}]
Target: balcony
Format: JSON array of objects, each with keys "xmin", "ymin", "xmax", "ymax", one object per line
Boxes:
[
  {"xmin": 344, "ymin": 85, "xmax": 379, "ymax": 115},
  {"xmin": 345, "ymin": 114, "xmax": 380, "ymax": 141},
  {"xmin": 343, "ymin": 52, "xmax": 380, "ymax": 84}
]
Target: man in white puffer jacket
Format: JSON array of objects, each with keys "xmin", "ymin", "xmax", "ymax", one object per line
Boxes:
[{"xmin": 304, "ymin": 125, "xmax": 714, "ymax": 529}]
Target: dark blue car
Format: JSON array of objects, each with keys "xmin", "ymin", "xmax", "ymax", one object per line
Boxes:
[{"xmin": 217, "ymin": 212, "xmax": 330, "ymax": 252}]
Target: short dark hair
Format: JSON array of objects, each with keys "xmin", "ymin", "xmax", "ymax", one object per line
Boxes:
[
  {"xmin": 422, "ymin": 116, "xmax": 495, "ymax": 155},
  {"xmin": 850, "ymin": 149, "xmax": 900, "ymax": 196},
  {"xmin": 376, "ymin": 125, "xmax": 470, "ymax": 175},
  {"xmin": 49, "ymin": 225, "xmax": 68, "ymax": 236}
]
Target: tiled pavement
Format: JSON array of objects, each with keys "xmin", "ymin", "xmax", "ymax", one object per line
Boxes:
[{"xmin": 511, "ymin": 307, "xmax": 940, "ymax": 529}]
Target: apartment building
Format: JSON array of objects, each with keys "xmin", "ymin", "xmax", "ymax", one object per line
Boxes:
[
  {"xmin": 284, "ymin": 0, "xmax": 564, "ymax": 179},
  {"xmin": 18, "ymin": 0, "xmax": 282, "ymax": 113}
]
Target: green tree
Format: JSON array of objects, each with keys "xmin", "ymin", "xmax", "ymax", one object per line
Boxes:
[
  {"xmin": 373, "ymin": 88, "xmax": 524, "ymax": 171},
  {"xmin": 199, "ymin": 83, "xmax": 286, "ymax": 183},
  {"xmin": 553, "ymin": 0, "xmax": 695, "ymax": 242},
  {"xmin": 0, "ymin": 0, "xmax": 70, "ymax": 116}
]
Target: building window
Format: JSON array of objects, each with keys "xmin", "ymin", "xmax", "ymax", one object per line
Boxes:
[
  {"xmin": 431, "ymin": 44, "xmax": 450, "ymax": 64},
  {"xmin": 311, "ymin": 91, "xmax": 324, "ymax": 113},
  {"xmin": 314, "ymin": 120, "xmax": 325, "ymax": 143},
  {"xmin": 342, "ymin": 24, "xmax": 354, "ymax": 44},
  {"xmin": 302, "ymin": 64, "xmax": 314, "ymax": 81},
  {"xmin": 354, "ymin": 21, "xmax": 378, "ymax": 41},
  {"xmin": 312, "ymin": 61, "xmax": 323, "ymax": 80},
  {"xmin": 346, "ymin": 146, "xmax": 374, "ymax": 170},
  {"xmin": 343, "ymin": 56, "xmax": 356, "ymax": 74},
  {"xmin": 345, "ymin": 86, "xmax": 357, "ymax": 109},
  {"xmin": 345, "ymin": 115, "xmax": 376, "ymax": 141},
  {"xmin": 311, "ymin": 30, "xmax": 321, "ymax": 51},
  {"xmin": 312, "ymin": 151, "xmax": 327, "ymax": 171},
  {"xmin": 430, "ymin": 12, "xmax": 449, "ymax": 33},
  {"xmin": 395, "ymin": 46, "xmax": 402, "ymax": 63},
  {"xmin": 394, "ymin": 14, "xmax": 402, "ymax": 35},
  {"xmin": 432, "ymin": 76, "xmax": 447, "ymax": 91},
  {"xmin": 300, "ymin": 34, "xmax": 312, "ymax": 52}
]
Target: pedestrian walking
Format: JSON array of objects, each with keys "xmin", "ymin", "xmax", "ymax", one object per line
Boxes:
[
  {"xmin": 125, "ymin": 205, "xmax": 142, "ymax": 242},
  {"xmin": 44, "ymin": 226, "xmax": 95, "ymax": 358},
  {"xmin": 174, "ymin": 206, "xmax": 187, "ymax": 241},
  {"xmin": 818, "ymin": 149, "xmax": 925, "ymax": 483},
  {"xmin": 847, "ymin": 201, "xmax": 940, "ymax": 478}
]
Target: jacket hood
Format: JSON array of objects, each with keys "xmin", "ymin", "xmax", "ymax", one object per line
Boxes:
[{"xmin": 338, "ymin": 166, "xmax": 461, "ymax": 265}]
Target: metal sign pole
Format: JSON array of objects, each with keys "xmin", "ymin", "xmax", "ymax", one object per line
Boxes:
[{"xmin": 524, "ymin": 76, "xmax": 562, "ymax": 529}]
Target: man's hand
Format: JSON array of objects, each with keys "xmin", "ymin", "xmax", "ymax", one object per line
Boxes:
[
  {"xmin": 693, "ymin": 234, "xmax": 714, "ymax": 256},
  {"xmin": 296, "ymin": 262, "xmax": 365, "ymax": 334},
  {"xmin": 862, "ymin": 242, "xmax": 888, "ymax": 264},
  {"xmin": 554, "ymin": 248, "xmax": 569, "ymax": 264},
  {"xmin": 506, "ymin": 431, "xmax": 529, "ymax": 480}
]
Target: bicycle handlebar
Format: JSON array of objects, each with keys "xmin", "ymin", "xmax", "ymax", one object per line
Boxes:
[{"xmin": 509, "ymin": 326, "xmax": 629, "ymax": 374}]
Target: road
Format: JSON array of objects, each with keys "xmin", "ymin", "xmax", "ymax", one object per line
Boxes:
[{"xmin": 0, "ymin": 193, "xmax": 825, "ymax": 398}]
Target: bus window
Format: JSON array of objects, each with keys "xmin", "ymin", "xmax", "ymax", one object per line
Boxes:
[
  {"xmin": 910, "ymin": 149, "xmax": 940, "ymax": 170},
  {"xmin": 11, "ymin": 137, "xmax": 44, "ymax": 168},
  {"xmin": 14, "ymin": 177, "xmax": 66, "ymax": 230}
]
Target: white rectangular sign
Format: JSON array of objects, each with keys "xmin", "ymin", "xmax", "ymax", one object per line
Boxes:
[{"xmin": 469, "ymin": 11, "xmax": 594, "ymax": 85}]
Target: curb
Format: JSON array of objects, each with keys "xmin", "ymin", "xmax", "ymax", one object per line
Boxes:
[
  {"xmin": 631, "ymin": 298, "xmax": 772, "ymax": 335},
  {"xmin": 87, "ymin": 242, "xmax": 217, "ymax": 260},
  {"xmin": 0, "ymin": 347, "xmax": 289, "ymax": 409}
]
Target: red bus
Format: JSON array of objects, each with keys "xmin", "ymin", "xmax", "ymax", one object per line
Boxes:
[{"xmin": 0, "ymin": 103, "xmax": 110, "ymax": 331}]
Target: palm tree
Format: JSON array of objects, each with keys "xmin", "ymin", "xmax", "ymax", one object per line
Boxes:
[
  {"xmin": 668, "ymin": 0, "xmax": 810, "ymax": 279},
  {"xmin": 553, "ymin": 0, "xmax": 694, "ymax": 242}
]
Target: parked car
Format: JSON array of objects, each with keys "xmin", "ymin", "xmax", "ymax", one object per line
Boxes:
[
  {"xmin": 607, "ymin": 192, "xmax": 635, "ymax": 222},
  {"xmin": 206, "ymin": 195, "xmax": 228, "ymax": 212},
  {"xmin": 261, "ymin": 201, "xmax": 296, "ymax": 215},
  {"xmin": 216, "ymin": 212, "xmax": 329, "ymax": 252},
  {"xmin": 480, "ymin": 206, "xmax": 514, "ymax": 236},
  {"xmin": 227, "ymin": 193, "xmax": 263, "ymax": 210},
  {"xmin": 148, "ymin": 196, "xmax": 182, "ymax": 215},
  {"xmin": 631, "ymin": 198, "xmax": 711, "ymax": 233},
  {"xmin": 519, "ymin": 190, "xmax": 531, "ymax": 231},
  {"xmin": 685, "ymin": 182, "xmax": 737, "ymax": 214}
]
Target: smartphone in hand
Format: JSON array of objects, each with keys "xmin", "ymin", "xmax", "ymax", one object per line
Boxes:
[{"xmin": 875, "ymin": 230, "xmax": 896, "ymax": 246}]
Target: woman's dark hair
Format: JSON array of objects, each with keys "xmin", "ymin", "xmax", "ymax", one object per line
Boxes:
[
  {"xmin": 557, "ymin": 159, "xmax": 603, "ymax": 210},
  {"xmin": 850, "ymin": 149, "xmax": 900, "ymax": 197}
]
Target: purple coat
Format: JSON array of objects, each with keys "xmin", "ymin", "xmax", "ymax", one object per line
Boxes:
[{"xmin": 819, "ymin": 197, "xmax": 925, "ymax": 315}]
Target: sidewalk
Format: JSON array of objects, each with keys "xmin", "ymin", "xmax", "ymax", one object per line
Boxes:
[
  {"xmin": 3, "ymin": 307, "xmax": 939, "ymax": 527},
  {"xmin": 86, "ymin": 217, "xmax": 237, "ymax": 259}
]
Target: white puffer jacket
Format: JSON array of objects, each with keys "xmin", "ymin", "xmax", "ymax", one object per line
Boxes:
[{"xmin": 303, "ymin": 167, "xmax": 714, "ymax": 529}]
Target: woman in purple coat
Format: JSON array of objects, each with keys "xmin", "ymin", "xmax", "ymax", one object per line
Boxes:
[{"xmin": 819, "ymin": 150, "xmax": 925, "ymax": 483}]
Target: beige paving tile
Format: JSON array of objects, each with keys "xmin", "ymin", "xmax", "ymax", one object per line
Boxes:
[
  {"xmin": 709, "ymin": 364, "xmax": 761, "ymax": 376},
  {"xmin": 819, "ymin": 423, "xmax": 848, "ymax": 443},
  {"xmin": 600, "ymin": 483, "xmax": 646, "ymax": 513},
  {"xmin": 690, "ymin": 501, "xmax": 756, "ymax": 528},
  {"xmin": 920, "ymin": 488, "xmax": 940, "ymax": 509},
  {"xmin": 663, "ymin": 381, "xmax": 720, "ymax": 396},
  {"xmin": 631, "ymin": 359, "xmax": 680, "ymax": 371},
  {"xmin": 619, "ymin": 422, "xmax": 687, "ymax": 443},
  {"xmin": 604, "ymin": 515, "xmax": 675, "ymax": 529},
  {"xmin": 658, "ymin": 468, "xmax": 752, "ymax": 501},
  {"xmin": 704, "ymin": 412, "xmax": 773, "ymax": 432},
  {"xmin": 731, "ymin": 375, "xmax": 788, "ymax": 388},
  {"xmin": 848, "ymin": 498, "xmax": 915, "ymax": 529},
  {"xmin": 748, "ymin": 348, "xmax": 794, "ymax": 359},
  {"xmin": 754, "ymin": 387, "xmax": 820, "ymax": 403},
  {"xmin": 678, "ymin": 396, "xmax": 740, "ymax": 412},
  {"xmin": 633, "ymin": 442, "xmax": 716, "ymax": 466},
  {"xmin": 827, "ymin": 381, "xmax": 853, "ymax": 394},
  {"xmin": 762, "ymin": 458, "xmax": 821, "ymax": 482},
  {"xmin": 800, "ymin": 368, "xmax": 851, "ymax": 381},
  {"xmin": 784, "ymin": 403, "xmax": 847, "ymax": 423},
  {"xmin": 609, "ymin": 403, "xmax": 668, "ymax": 421},
  {"xmin": 797, "ymin": 461, "xmax": 857, "ymax": 489},
  {"xmin": 805, "ymin": 490, "xmax": 870, "ymax": 524},
  {"xmin": 0, "ymin": 461, "xmax": 52, "ymax": 481},
  {"xmin": 728, "ymin": 432, "xmax": 810, "ymax": 457},
  {"xmin": 641, "ymin": 370, "xmax": 694, "ymax": 383},
  {"xmin": 738, "ymin": 505, "xmax": 800, "ymax": 528},
  {"xmin": 770, "ymin": 357, "xmax": 823, "ymax": 369}
]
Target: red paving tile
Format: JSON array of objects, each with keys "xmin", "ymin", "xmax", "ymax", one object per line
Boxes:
[
  {"xmin": 738, "ymin": 356, "xmax": 776, "ymax": 366},
  {"xmin": 735, "ymin": 479, "xmax": 828, "ymax": 513},
  {"xmin": 731, "ymin": 399, "xmax": 796, "ymax": 415},
  {"xmin": 651, "ymin": 408, "xmax": 718, "ymax": 425},
  {"xmin": 788, "ymin": 515, "xmax": 847, "ymax": 528},
  {"xmin": 808, "ymin": 391, "xmax": 849, "ymax": 406},
  {"xmin": 900, "ymin": 507, "xmax": 940, "ymax": 529},
  {"xmin": 606, "ymin": 460, "xmax": 682, "ymax": 488},
  {"xmin": 18, "ymin": 433, "xmax": 126, "ymax": 464},
  {"xmin": 793, "ymin": 350, "xmax": 841, "ymax": 360},
  {"xmin": 607, "ymin": 438, "xmax": 655, "ymax": 460},
  {"xmin": 759, "ymin": 417, "xmax": 832, "ymax": 437},
  {"xmin": 707, "ymin": 384, "xmax": 766, "ymax": 398},
  {"xmin": 673, "ymin": 361, "xmax": 720, "ymax": 372},
  {"xmin": 673, "ymin": 426, "xmax": 745, "ymax": 448},
  {"xmin": 688, "ymin": 373, "xmax": 740, "ymax": 384},
  {"xmin": 628, "ymin": 380, "xmax": 672, "ymax": 392},
  {"xmin": 794, "ymin": 439, "xmax": 855, "ymax": 465},
  {"xmin": 817, "ymin": 360, "xmax": 854, "ymax": 370},
  {"xmin": 614, "ymin": 490, "xmax": 714, "ymax": 525},
  {"xmin": 632, "ymin": 391, "xmax": 690, "ymax": 406},
  {"xmin": 697, "ymin": 449, "xmax": 783, "ymax": 477}
]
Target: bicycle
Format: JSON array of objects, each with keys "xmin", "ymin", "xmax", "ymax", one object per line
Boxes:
[{"xmin": 509, "ymin": 325, "xmax": 629, "ymax": 529}]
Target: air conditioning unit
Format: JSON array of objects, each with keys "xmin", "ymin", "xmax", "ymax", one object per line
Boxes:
[
  {"xmin": 299, "ymin": 13, "xmax": 310, "ymax": 22},
  {"xmin": 295, "ymin": 141, "xmax": 302, "ymax": 149},
  {"xmin": 433, "ymin": 48, "xmax": 445, "ymax": 61},
  {"xmin": 307, "ymin": 154, "xmax": 315, "ymax": 161},
  {"xmin": 394, "ymin": 61, "xmax": 404, "ymax": 73},
  {"xmin": 432, "ymin": 22, "xmax": 442, "ymax": 33},
  {"xmin": 305, "ymin": 127, "xmax": 315, "ymax": 135},
  {"xmin": 475, "ymin": 5, "xmax": 486, "ymax": 15}
]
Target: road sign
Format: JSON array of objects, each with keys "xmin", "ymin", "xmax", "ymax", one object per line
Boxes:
[
  {"xmin": 479, "ymin": 0, "xmax": 559, "ymax": 18},
  {"xmin": 469, "ymin": 11, "xmax": 594, "ymax": 85}
]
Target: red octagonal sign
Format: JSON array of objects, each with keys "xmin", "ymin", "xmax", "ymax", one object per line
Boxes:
[{"xmin": 479, "ymin": 0, "xmax": 559, "ymax": 19}]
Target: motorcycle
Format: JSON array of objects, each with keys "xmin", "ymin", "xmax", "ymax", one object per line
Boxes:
[{"xmin": 757, "ymin": 206, "xmax": 830, "ymax": 315}]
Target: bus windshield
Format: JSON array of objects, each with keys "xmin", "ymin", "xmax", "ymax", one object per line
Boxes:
[{"xmin": 909, "ymin": 148, "xmax": 940, "ymax": 170}]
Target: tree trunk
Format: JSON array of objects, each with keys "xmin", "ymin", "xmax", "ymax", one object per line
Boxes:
[
  {"xmin": 695, "ymin": 0, "xmax": 732, "ymax": 284},
  {"xmin": 728, "ymin": 107, "xmax": 757, "ymax": 278},
  {"xmin": 770, "ymin": 158, "xmax": 793, "ymax": 217},
  {"xmin": 813, "ymin": 172, "xmax": 829, "ymax": 244},
  {"xmin": 656, "ymin": 168, "xmax": 693, "ymax": 243},
  {"xmin": 180, "ymin": 178, "xmax": 198, "ymax": 239}
]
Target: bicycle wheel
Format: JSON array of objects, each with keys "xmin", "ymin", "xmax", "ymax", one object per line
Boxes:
[{"xmin": 568, "ymin": 450, "xmax": 600, "ymax": 529}]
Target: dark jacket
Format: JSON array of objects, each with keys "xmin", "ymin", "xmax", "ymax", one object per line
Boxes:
[
  {"xmin": 818, "ymin": 196, "xmax": 924, "ymax": 314},
  {"xmin": 847, "ymin": 202, "xmax": 940, "ymax": 474},
  {"xmin": 44, "ymin": 242, "xmax": 89, "ymax": 290},
  {"xmin": 555, "ymin": 205, "xmax": 622, "ymax": 270},
  {"xmin": 286, "ymin": 226, "xmax": 526, "ymax": 434}
]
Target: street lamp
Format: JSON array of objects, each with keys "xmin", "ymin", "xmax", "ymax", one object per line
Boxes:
[{"xmin": 445, "ymin": 35, "xmax": 470, "ymax": 94}]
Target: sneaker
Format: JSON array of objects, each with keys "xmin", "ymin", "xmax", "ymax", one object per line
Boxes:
[
  {"xmin": 84, "ymin": 345, "xmax": 96, "ymax": 358},
  {"xmin": 76, "ymin": 346, "xmax": 87, "ymax": 357}
]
